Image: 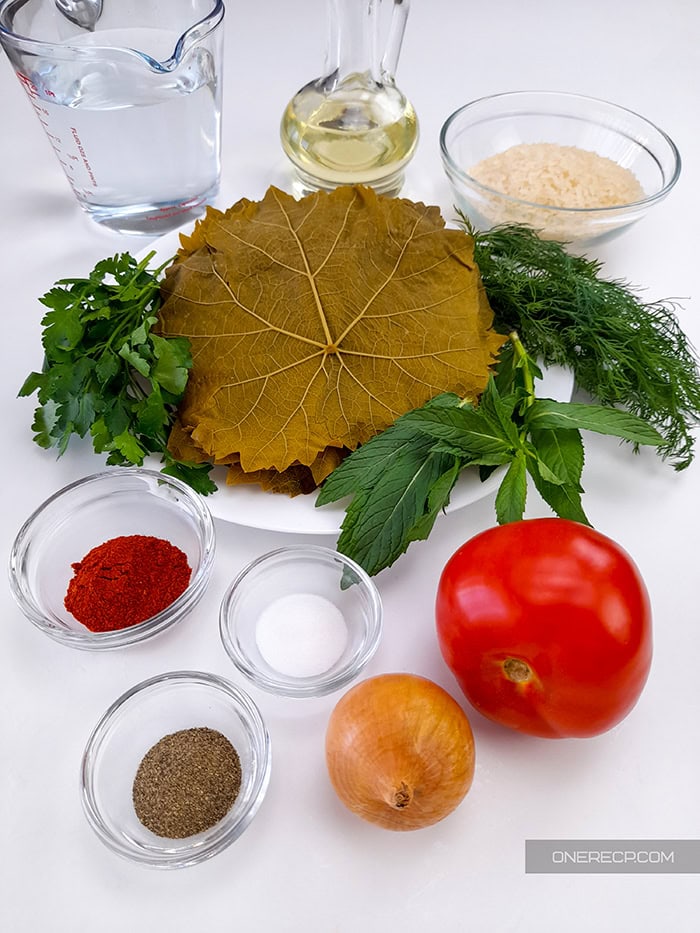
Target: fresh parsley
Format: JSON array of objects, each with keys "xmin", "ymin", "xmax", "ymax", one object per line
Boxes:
[{"xmin": 19, "ymin": 252, "xmax": 216, "ymax": 495}]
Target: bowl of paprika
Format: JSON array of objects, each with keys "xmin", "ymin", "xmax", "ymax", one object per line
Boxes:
[{"xmin": 9, "ymin": 468, "xmax": 216, "ymax": 649}]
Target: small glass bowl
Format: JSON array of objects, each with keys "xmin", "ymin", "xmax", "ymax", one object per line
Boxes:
[
  {"xmin": 80, "ymin": 671, "xmax": 271, "ymax": 868},
  {"xmin": 219, "ymin": 545, "xmax": 383, "ymax": 698},
  {"xmin": 8, "ymin": 468, "xmax": 215, "ymax": 650},
  {"xmin": 440, "ymin": 90, "xmax": 681, "ymax": 247}
]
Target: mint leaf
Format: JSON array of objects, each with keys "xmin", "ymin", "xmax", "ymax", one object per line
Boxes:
[
  {"xmin": 317, "ymin": 429, "xmax": 428, "ymax": 505},
  {"xmin": 527, "ymin": 457, "xmax": 590, "ymax": 525},
  {"xmin": 495, "ymin": 451, "xmax": 527, "ymax": 523},
  {"xmin": 529, "ymin": 427, "xmax": 584, "ymax": 487},
  {"xmin": 336, "ymin": 447, "xmax": 455, "ymax": 577},
  {"xmin": 407, "ymin": 383, "xmax": 518, "ymax": 459},
  {"xmin": 317, "ymin": 394, "xmax": 457, "ymax": 505},
  {"xmin": 476, "ymin": 376, "xmax": 521, "ymax": 446},
  {"xmin": 406, "ymin": 459, "xmax": 461, "ymax": 542},
  {"xmin": 526, "ymin": 399, "xmax": 664, "ymax": 446},
  {"xmin": 409, "ymin": 407, "xmax": 515, "ymax": 458}
]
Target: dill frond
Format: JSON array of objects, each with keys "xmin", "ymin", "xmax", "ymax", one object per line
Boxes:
[{"xmin": 470, "ymin": 222, "xmax": 700, "ymax": 469}]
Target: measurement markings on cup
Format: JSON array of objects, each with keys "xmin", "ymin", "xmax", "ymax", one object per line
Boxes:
[
  {"xmin": 14, "ymin": 70, "xmax": 99, "ymax": 191},
  {"xmin": 70, "ymin": 127, "xmax": 98, "ymax": 187}
]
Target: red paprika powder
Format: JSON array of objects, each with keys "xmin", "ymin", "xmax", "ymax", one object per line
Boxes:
[{"xmin": 64, "ymin": 534, "xmax": 192, "ymax": 632}]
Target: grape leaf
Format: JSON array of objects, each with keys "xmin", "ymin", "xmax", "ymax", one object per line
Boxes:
[{"xmin": 158, "ymin": 185, "xmax": 505, "ymax": 487}]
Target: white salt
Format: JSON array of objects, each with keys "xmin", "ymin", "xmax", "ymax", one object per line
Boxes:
[{"xmin": 255, "ymin": 592, "xmax": 349, "ymax": 678}]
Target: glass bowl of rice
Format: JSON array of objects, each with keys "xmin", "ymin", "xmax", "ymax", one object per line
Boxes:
[{"xmin": 439, "ymin": 90, "xmax": 681, "ymax": 247}]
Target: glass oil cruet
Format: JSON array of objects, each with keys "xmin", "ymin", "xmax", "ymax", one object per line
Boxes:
[{"xmin": 280, "ymin": 0, "xmax": 418, "ymax": 197}]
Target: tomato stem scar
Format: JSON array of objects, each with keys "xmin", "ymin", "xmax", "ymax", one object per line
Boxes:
[{"xmin": 503, "ymin": 657, "xmax": 532, "ymax": 683}]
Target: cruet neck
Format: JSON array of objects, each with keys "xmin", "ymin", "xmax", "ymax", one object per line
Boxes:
[{"xmin": 324, "ymin": 0, "xmax": 410, "ymax": 85}]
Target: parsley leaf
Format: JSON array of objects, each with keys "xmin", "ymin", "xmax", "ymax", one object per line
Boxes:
[{"xmin": 19, "ymin": 252, "xmax": 216, "ymax": 495}]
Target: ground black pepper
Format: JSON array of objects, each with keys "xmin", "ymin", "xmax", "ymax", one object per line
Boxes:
[{"xmin": 132, "ymin": 727, "xmax": 242, "ymax": 838}]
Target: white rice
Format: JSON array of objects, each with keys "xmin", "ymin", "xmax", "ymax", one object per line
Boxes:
[
  {"xmin": 470, "ymin": 143, "xmax": 644, "ymax": 208},
  {"xmin": 466, "ymin": 142, "xmax": 646, "ymax": 241}
]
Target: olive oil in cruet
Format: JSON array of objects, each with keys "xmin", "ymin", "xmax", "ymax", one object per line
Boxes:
[{"xmin": 280, "ymin": 0, "xmax": 418, "ymax": 197}]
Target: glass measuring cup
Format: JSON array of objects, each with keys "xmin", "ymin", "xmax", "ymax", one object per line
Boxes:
[
  {"xmin": 280, "ymin": 0, "xmax": 418, "ymax": 197},
  {"xmin": 0, "ymin": 0, "xmax": 225, "ymax": 235}
]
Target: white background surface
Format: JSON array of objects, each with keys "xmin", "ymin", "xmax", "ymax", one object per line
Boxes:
[{"xmin": 2, "ymin": 1, "xmax": 699, "ymax": 930}]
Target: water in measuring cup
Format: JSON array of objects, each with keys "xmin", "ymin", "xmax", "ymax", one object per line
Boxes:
[{"xmin": 28, "ymin": 27, "xmax": 221, "ymax": 234}]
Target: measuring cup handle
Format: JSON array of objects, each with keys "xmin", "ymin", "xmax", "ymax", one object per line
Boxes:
[{"xmin": 380, "ymin": 0, "xmax": 410, "ymax": 81}]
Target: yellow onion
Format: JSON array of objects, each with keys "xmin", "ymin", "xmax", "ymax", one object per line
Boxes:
[{"xmin": 325, "ymin": 673, "xmax": 475, "ymax": 831}]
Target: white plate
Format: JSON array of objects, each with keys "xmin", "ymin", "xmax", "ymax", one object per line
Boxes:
[
  {"xmin": 141, "ymin": 227, "xmax": 574, "ymax": 535},
  {"xmin": 200, "ymin": 363, "xmax": 573, "ymax": 534}
]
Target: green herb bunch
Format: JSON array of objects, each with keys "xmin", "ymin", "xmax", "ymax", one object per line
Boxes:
[
  {"xmin": 317, "ymin": 334, "xmax": 664, "ymax": 576},
  {"xmin": 19, "ymin": 252, "xmax": 215, "ymax": 494},
  {"xmin": 319, "ymin": 223, "xmax": 700, "ymax": 577},
  {"xmin": 470, "ymin": 222, "xmax": 700, "ymax": 469}
]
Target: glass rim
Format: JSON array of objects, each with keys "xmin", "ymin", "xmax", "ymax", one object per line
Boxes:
[
  {"xmin": 439, "ymin": 89, "xmax": 682, "ymax": 215},
  {"xmin": 0, "ymin": 0, "xmax": 225, "ymax": 68}
]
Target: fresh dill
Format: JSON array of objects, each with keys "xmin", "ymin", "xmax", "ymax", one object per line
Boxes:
[{"xmin": 469, "ymin": 221, "xmax": 700, "ymax": 469}]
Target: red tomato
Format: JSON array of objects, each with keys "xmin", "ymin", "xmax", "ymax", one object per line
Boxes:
[{"xmin": 435, "ymin": 519, "xmax": 652, "ymax": 738}]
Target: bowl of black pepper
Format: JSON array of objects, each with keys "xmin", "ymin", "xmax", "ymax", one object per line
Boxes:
[
  {"xmin": 8, "ymin": 468, "xmax": 216, "ymax": 649},
  {"xmin": 80, "ymin": 670, "xmax": 272, "ymax": 868}
]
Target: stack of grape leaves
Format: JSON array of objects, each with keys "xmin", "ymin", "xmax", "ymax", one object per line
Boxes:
[{"xmin": 159, "ymin": 185, "xmax": 505, "ymax": 495}]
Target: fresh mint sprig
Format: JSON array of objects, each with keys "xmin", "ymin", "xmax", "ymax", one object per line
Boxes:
[
  {"xmin": 317, "ymin": 334, "xmax": 663, "ymax": 577},
  {"xmin": 19, "ymin": 252, "xmax": 215, "ymax": 495}
]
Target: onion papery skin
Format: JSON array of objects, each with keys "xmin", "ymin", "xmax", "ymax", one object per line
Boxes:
[{"xmin": 325, "ymin": 673, "xmax": 476, "ymax": 831}]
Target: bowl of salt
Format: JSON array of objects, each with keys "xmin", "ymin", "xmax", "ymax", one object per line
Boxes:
[{"xmin": 219, "ymin": 545, "xmax": 383, "ymax": 698}]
